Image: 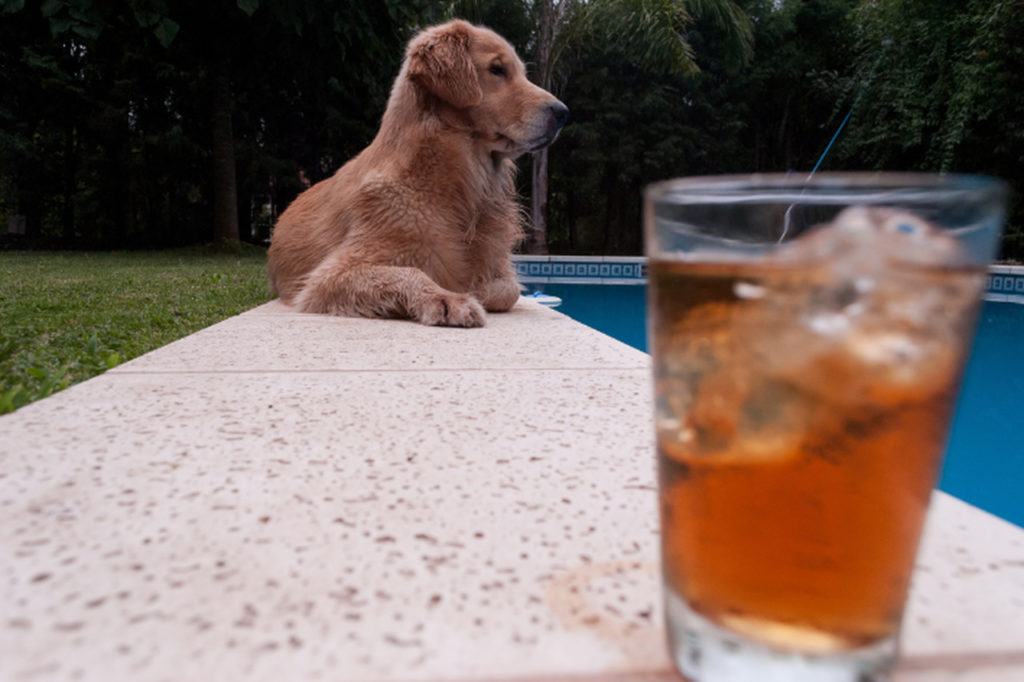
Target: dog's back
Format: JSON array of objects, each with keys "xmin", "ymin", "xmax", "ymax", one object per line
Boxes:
[{"xmin": 268, "ymin": 162, "xmax": 361, "ymax": 303}]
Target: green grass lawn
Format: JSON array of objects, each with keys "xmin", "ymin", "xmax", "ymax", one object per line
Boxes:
[{"xmin": 0, "ymin": 245, "xmax": 273, "ymax": 414}]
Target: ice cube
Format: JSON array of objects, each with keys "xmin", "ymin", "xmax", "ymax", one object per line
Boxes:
[
  {"xmin": 774, "ymin": 206, "xmax": 973, "ymax": 335},
  {"xmin": 734, "ymin": 281, "xmax": 767, "ymax": 300},
  {"xmin": 845, "ymin": 329, "xmax": 920, "ymax": 366},
  {"xmin": 757, "ymin": 206, "xmax": 981, "ymax": 406},
  {"xmin": 842, "ymin": 328, "xmax": 960, "ymax": 404},
  {"xmin": 772, "ymin": 206, "xmax": 963, "ymax": 269}
]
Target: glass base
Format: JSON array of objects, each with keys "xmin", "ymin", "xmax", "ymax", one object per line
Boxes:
[{"xmin": 665, "ymin": 589, "xmax": 898, "ymax": 682}]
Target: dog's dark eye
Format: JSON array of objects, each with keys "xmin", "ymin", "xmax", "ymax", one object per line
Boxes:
[{"xmin": 489, "ymin": 63, "xmax": 507, "ymax": 77}]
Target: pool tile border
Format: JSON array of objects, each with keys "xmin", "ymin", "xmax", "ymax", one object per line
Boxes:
[
  {"xmin": 513, "ymin": 255, "xmax": 647, "ymax": 285},
  {"xmin": 514, "ymin": 256, "xmax": 1024, "ymax": 301},
  {"xmin": 987, "ymin": 264, "xmax": 1024, "ymax": 303}
]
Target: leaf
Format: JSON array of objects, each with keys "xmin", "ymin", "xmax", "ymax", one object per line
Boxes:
[
  {"xmin": 133, "ymin": 8, "xmax": 161, "ymax": 28},
  {"xmin": 237, "ymin": 0, "xmax": 258, "ymax": 17},
  {"xmin": 71, "ymin": 21, "xmax": 102, "ymax": 41},
  {"xmin": 0, "ymin": 386, "xmax": 28, "ymax": 415},
  {"xmin": 153, "ymin": 17, "xmax": 179, "ymax": 47},
  {"xmin": 0, "ymin": 0, "xmax": 26, "ymax": 15},
  {"xmin": 48, "ymin": 14, "xmax": 73, "ymax": 36},
  {"xmin": 40, "ymin": 0, "xmax": 61, "ymax": 18}
]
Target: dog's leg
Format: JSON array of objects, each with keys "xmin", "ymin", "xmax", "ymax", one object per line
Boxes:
[
  {"xmin": 294, "ymin": 250, "xmax": 486, "ymax": 327},
  {"xmin": 474, "ymin": 274, "xmax": 522, "ymax": 312}
]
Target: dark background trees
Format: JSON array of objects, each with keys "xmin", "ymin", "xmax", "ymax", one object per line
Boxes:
[
  {"xmin": 0, "ymin": 0, "xmax": 445, "ymax": 247},
  {"xmin": 1, "ymin": 0, "xmax": 1021, "ymax": 259}
]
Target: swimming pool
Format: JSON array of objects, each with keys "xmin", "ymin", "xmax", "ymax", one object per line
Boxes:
[{"xmin": 532, "ymin": 280, "xmax": 1024, "ymax": 529}]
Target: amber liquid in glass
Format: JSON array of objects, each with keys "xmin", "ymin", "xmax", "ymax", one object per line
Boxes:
[{"xmin": 650, "ymin": 258, "xmax": 985, "ymax": 653}]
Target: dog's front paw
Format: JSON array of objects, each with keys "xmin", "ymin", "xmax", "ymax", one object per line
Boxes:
[{"xmin": 417, "ymin": 292, "xmax": 486, "ymax": 328}]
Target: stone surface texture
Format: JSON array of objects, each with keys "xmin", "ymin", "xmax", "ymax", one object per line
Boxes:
[{"xmin": 1, "ymin": 299, "xmax": 1022, "ymax": 681}]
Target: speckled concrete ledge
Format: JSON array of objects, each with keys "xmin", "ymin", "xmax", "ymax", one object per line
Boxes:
[{"xmin": 1, "ymin": 298, "xmax": 1022, "ymax": 682}]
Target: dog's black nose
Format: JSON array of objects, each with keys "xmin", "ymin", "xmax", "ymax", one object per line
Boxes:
[{"xmin": 550, "ymin": 102, "xmax": 569, "ymax": 130}]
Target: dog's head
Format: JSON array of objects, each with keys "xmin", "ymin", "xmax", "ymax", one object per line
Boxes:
[{"xmin": 405, "ymin": 20, "xmax": 568, "ymax": 158}]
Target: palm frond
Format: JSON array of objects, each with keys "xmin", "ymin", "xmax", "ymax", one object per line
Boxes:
[{"xmin": 686, "ymin": 0, "xmax": 754, "ymax": 64}]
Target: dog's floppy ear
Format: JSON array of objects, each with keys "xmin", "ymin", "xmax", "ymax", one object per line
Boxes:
[{"xmin": 406, "ymin": 21, "xmax": 482, "ymax": 108}]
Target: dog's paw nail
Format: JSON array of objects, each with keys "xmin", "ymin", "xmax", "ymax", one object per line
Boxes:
[{"xmin": 421, "ymin": 294, "xmax": 485, "ymax": 327}]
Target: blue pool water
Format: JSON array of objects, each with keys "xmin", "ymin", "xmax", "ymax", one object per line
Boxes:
[{"xmin": 538, "ymin": 283, "xmax": 1024, "ymax": 528}]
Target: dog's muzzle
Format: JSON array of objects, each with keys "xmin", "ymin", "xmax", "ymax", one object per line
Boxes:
[{"xmin": 528, "ymin": 101, "xmax": 569, "ymax": 152}]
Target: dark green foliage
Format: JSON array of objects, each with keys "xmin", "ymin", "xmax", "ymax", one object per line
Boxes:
[
  {"xmin": 546, "ymin": 0, "xmax": 850, "ymax": 253},
  {"xmin": 0, "ymin": 0, "xmax": 1020, "ymax": 258},
  {"xmin": 0, "ymin": 0, "xmax": 444, "ymax": 247},
  {"xmin": 832, "ymin": 0, "xmax": 1024, "ymax": 260},
  {"xmin": 547, "ymin": 0, "xmax": 1022, "ymax": 258}
]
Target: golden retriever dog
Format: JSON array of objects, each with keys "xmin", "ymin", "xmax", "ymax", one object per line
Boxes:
[{"xmin": 267, "ymin": 19, "xmax": 568, "ymax": 327}]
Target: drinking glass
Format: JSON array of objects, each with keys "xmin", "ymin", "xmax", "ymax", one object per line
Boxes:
[{"xmin": 644, "ymin": 173, "xmax": 1006, "ymax": 682}]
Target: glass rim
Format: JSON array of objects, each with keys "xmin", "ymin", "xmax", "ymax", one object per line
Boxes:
[{"xmin": 645, "ymin": 172, "xmax": 1008, "ymax": 206}]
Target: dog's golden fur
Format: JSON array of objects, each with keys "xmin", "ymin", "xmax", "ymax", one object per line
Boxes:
[{"xmin": 267, "ymin": 20, "xmax": 567, "ymax": 327}]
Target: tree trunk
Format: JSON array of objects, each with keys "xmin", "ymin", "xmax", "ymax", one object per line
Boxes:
[
  {"xmin": 211, "ymin": 57, "xmax": 239, "ymax": 244},
  {"xmin": 567, "ymin": 182, "xmax": 577, "ymax": 251},
  {"xmin": 754, "ymin": 125, "xmax": 760, "ymax": 171},
  {"xmin": 529, "ymin": 147, "xmax": 550, "ymax": 254},
  {"xmin": 61, "ymin": 121, "xmax": 76, "ymax": 243},
  {"xmin": 527, "ymin": 0, "xmax": 557, "ymax": 254},
  {"xmin": 601, "ymin": 169, "xmax": 613, "ymax": 254},
  {"xmin": 778, "ymin": 92, "xmax": 792, "ymax": 170}
]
